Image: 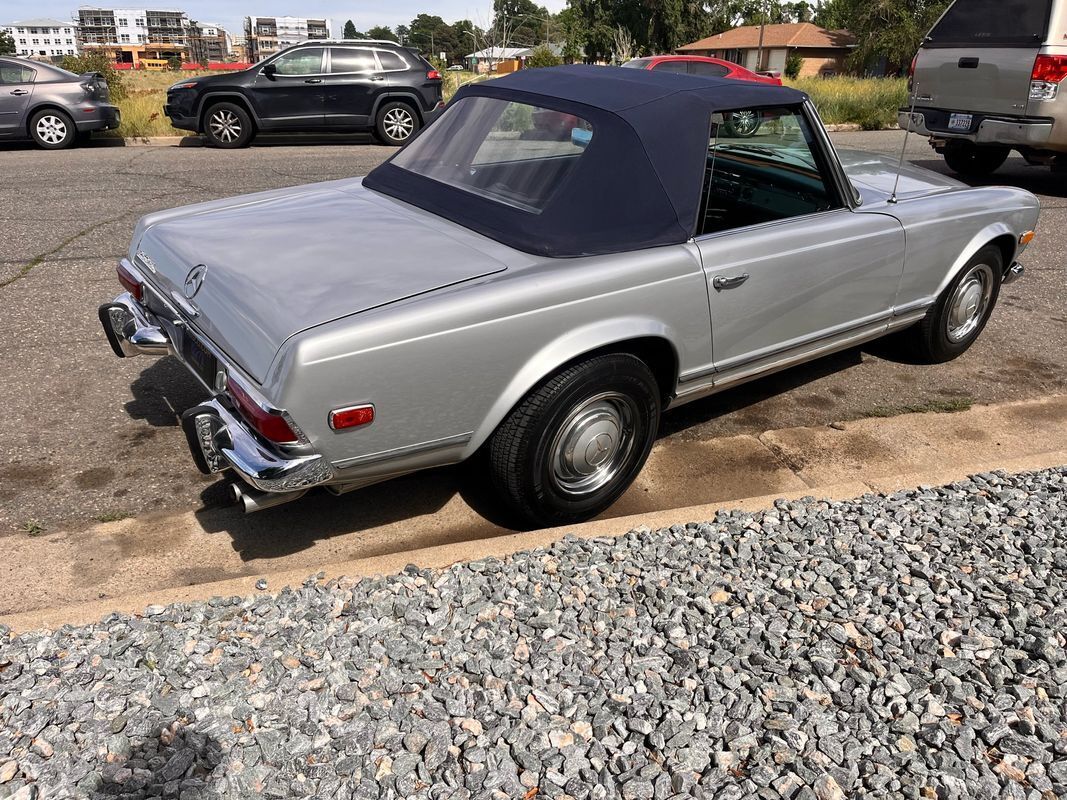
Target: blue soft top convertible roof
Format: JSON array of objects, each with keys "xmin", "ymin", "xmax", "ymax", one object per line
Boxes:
[{"xmin": 364, "ymin": 65, "xmax": 807, "ymax": 258}]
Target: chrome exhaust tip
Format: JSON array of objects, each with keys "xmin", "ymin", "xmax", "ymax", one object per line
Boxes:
[{"xmin": 231, "ymin": 483, "xmax": 307, "ymax": 513}]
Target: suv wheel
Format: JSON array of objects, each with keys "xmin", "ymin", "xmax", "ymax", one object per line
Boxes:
[
  {"xmin": 30, "ymin": 110, "xmax": 76, "ymax": 149},
  {"xmin": 375, "ymin": 101, "xmax": 420, "ymax": 146},
  {"xmin": 942, "ymin": 141, "xmax": 1010, "ymax": 178},
  {"xmin": 487, "ymin": 354, "xmax": 660, "ymax": 529},
  {"xmin": 203, "ymin": 102, "xmax": 254, "ymax": 148}
]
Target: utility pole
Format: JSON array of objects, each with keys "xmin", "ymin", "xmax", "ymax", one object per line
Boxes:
[{"xmin": 755, "ymin": 0, "xmax": 767, "ymax": 72}]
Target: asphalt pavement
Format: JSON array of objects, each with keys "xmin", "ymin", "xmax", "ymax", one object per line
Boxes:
[{"xmin": 0, "ymin": 131, "xmax": 1064, "ymax": 535}]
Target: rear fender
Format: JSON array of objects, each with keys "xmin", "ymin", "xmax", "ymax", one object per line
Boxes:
[{"xmin": 465, "ymin": 317, "xmax": 677, "ymax": 455}]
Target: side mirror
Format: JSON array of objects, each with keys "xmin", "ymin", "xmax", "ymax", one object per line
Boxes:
[{"xmin": 261, "ymin": 63, "xmax": 277, "ymax": 78}]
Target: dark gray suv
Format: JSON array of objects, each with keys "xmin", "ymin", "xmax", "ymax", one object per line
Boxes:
[
  {"xmin": 164, "ymin": 40, "xmax": 445, "ymax": 148},
  {"xmin": 0, "ymin": 57, "xmax": 120, "ymax": 149}
]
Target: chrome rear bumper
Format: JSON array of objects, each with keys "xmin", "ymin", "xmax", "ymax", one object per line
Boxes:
[{"xmin": 100, "ymin": 287, "xmax": 333, "ymax": 496}]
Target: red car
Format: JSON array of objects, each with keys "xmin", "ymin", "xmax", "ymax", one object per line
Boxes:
[{"xmin": 623, "ymin": 55, "xmax": 782, "ymax": 136}]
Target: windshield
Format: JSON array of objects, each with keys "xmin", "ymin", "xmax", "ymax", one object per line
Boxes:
[{"xmin": 390, "ymin": 96, "xmax": 594, "ymax": 213}]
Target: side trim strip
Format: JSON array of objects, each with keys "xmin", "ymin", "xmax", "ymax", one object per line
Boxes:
[{"xmin": 333, "ymin": 431, "xmax": 473, "ymax": 470}]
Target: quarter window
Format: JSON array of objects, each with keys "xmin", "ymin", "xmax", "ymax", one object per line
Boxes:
[
  {"xmin": 271, "ymin": 47, "xmax": 324, "ymax": 75},
  {"xmin": 330, "ymin": 47, "xmax": 376, "ymax": 73},
  {"xmin": 697, "ymin": 106, "xmax": 841, "ymax": 236},
  {"xmin": 376, "ymin": 50, "xmax": 406, "ymax": 71}
]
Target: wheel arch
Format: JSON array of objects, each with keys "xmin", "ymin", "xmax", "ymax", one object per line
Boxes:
[
  {"xmin": 371, "ymin": 92, "xmax": 425, "ymax": 122},
  {"xmin": 465, "ymin": 319, "xmax": 680, "ymax": 456},
  {"xmin": 933, "ymin": 222, "xmax": 1015, "ymax": 298},
  {"xmin": 196, "ymin": 92, "xmax": 259, "ymax": 132}
]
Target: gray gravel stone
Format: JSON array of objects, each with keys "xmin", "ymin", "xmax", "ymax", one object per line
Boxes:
[{"xmin": 0, "ymin": 467, "xmax": 1065, "ymax": 799}]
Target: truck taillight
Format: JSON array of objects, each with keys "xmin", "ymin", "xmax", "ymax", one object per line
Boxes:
[
  {"xmin": 117, "ymin": 261, "xmax": 143, "ymax": 302},
  {"xmin": 228, "ymin": 379, "xmax": 300, "ymax": 444},
  {"xmin": 1031, "ymin": 55, "xmax": 1067, "ymax": 101}
]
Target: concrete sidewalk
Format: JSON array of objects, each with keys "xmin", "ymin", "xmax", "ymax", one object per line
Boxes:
[{"xmin": 2, "ymin": 394, "xmax": 1064, "ymax": 630}]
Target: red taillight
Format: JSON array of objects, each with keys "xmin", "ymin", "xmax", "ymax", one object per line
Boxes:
[
  {"xmin": 427, "ymin": 69, "xmax": 441, "ymax": 80},
  {"xmin": 228, "ymin": 379, "xmax": 300, "ymax": 444},
  {"xmin": 117, "ymin": 261, "xmax": 143, "ymax": 302},
  {"xmin": 909, "ymin": 55, "xmax": 917, "ymax": 77},
  {"xmin": 1032, "ymin": 54, "xmax": 1067, "ymax": 83},
  {"xmin": 329, "ymin": 405, "xmax": 375, "ymax": 430}
]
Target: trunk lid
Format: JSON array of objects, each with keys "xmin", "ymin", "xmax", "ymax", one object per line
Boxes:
[{"xmin": 134, "ymin": 182, "xmax": 508, "ymax": 382}]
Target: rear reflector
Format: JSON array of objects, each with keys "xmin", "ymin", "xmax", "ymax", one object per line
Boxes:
[
  {"xmin": 116, "ymin": 261, "xmax": 143, "ymax": 302},
  {"xmin": 329, "ymin": 404, "xmax": 375, "ymax": 430},
  {"xmin": 228, "ymin": 379, "xmax": 300, "ymax": 443}
]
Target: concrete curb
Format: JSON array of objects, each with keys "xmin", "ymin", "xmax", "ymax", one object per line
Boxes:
[{"xmin": 3, "ymin": 448, "xmax": 1063, "ymax": 633}]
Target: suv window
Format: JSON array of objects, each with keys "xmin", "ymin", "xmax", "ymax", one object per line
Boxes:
[
  {"xmin": 0, "ymin": 61, "xmax": 36, "ymax": 84},
  {"xmin": 690, "ymin": 62, "xmax": 730, "ymax": 78},
  {"xmin": 926, "ymin": 0, "xmax": 1052, "ymax": 47},
  {"xmin": 376, "ymin": 50, "xmax": 407, "ymax": 71},
  {"xmin": 271, "ymin": 47, "xmax": 324, "ymax": 76},
  {"xmin": 698, "ymin": 106, "xmax": 841, "ymax": 237},
  {"xmin": 330, "ymin": 47, "xmax": 376, "ymax": 73},
  {"xmin": 392, "ymin": 96, "xmax": 594, "ymax": 213}
]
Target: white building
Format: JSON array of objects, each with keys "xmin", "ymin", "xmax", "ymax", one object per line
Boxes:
[
  {"xmin": 243, "ymin": 16, "xmax": 332, "ymax": 62},
  {"xmin": 75, "ymin": 7, "xmax": 190, "ymax": 66},
  {"xmin": 2, "ymin": 18, "xmax": 80, "ymax": 60}
]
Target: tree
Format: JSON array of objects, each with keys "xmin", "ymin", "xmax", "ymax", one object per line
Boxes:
[
  {"xmin": 817, "ymin": 0, "xmax": 949, "ymax": 74},
  {"xmin": 493, "ymin": 0, "xmax": 550, "ymax": 46},
  {"xmin": 524, "ymin": 44, "xmax": 562, "ymax": 68},
  {"xmin": 366, "ymin": 25, "xmax": 397, "ymax": 42},
  {"xmin": 785, "ymin": 49, "xmax": 803, "ymax": 78},
  {"xmin": 395, "ymin": 24, "xmax": 410, "ymax": 44},
  {"xmin": 0, "ymin": 30, "xmax": 15, "ymax": 56},
  {"xmin": 613, "ymin": 26, "xmax": 635, "ymax": 63},
  {"xmin": 342, "ymin": 20, "xmax": 359, "ymax": 39},
  {"xmin": 166, "ymin": 55, "xmax": 182, "ymax": 71}
]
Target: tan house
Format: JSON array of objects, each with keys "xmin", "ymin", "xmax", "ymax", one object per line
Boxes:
[{"xmin": 678, "ymin": 23, "xmax": 855, "ymax": 78}]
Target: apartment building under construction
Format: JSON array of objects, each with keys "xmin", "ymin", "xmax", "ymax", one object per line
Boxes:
[
  {"xmin": 75, "ymin": 6, "xmax": 190, "ymax": 66},
  {"xmin": 243, "ymin": 16, "xmax": 331, "ymax": 62}
]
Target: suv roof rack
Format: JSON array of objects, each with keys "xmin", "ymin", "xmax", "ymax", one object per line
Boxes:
[{"xmin": 301, "ymin": 38, "xmax": 402, "ymax": 46}]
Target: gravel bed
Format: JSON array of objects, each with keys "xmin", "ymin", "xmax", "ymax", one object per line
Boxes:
[{"xmin": 1, "ymin": 468, "xmax": 1066, "ymax": 800}]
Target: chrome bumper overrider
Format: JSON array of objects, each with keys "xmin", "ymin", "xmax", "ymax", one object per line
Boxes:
[
  {"xmin": 100, "ymin": 290, "xmax": 333, "ymax": 494},
  {"xmin": 1003, "ymin": 262, "xmax": 1025, "ymax": 285}
]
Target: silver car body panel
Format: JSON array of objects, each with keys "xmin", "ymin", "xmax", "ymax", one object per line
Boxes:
[{"xmin": 116, "ymin": 140, "xmax": 1040, "ymax": 494}]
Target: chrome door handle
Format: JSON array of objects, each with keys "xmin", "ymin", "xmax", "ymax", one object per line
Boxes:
[
  {"xmin": 10, "ymin": 89, "xmax": 30, "ymax": 96},
  {"xmin": 712, "ymin": 273, "xmax": 750, "ymax": 291},
  {"xmin": 304, "ymin": 78, "xmax": 322, "ymax": 84},
  {"xmin": 370, "ymin": 75, "xmax": 385, "ymax": 81}
]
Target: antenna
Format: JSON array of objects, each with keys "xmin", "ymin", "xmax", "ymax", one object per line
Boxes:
[{"xmin": 889, "ymin": 76, "xmax": 920, "ymax": 205}]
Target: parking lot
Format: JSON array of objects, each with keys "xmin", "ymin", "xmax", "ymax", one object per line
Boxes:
[{"xmin": 0, "ymin": 130, "xmax": 1064, "ymax": 539}]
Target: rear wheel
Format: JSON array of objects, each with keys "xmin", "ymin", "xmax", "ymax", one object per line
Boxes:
[
  {"xmin": 942, "ymin": 141, "xmax": 1009, "ymax": 178},
  {"xmin": 30, "ymin": 110, "xmax": 76, "ymax": 149},
  {"xmin": 487, "ymin": 354, "xmax": 660, "ymax": 529},
  {"xmin": 902, "ymin": 245, "xmax": 1002, "ymax": 363},
  {"xmin": 375, "ymin": 101, "xmax": 420, "ymax": 146},
  {"xmin": 203, "ymin": 102, "xmax": 254, "ymax": 148}
]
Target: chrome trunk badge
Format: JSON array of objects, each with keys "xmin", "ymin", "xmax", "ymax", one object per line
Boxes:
[{"xmin": 184, "ymin": 264, "xmax": 208, "ymax": 298}]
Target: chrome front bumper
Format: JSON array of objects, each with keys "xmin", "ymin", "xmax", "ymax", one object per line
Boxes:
[{"xmin": 99, "ymin": 290, "xmax": 333, "ymax": 494}]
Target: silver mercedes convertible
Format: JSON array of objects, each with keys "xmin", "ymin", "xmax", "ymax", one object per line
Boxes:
[{"xmin": 99, "ymin": 65, "xmax": 1039, "ymax": 528}]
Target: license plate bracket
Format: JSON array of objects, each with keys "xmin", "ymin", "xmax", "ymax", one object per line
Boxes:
[
  {"xmin": 181, "ymin": 332, "xmax": 219, "ymax": 390},
  {"xmin": 948, "ymin": 113, "xmax": 973, "ymax": 131}
]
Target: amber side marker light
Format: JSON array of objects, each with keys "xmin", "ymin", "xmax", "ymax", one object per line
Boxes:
[
  {"xmin": 329, "ymin": 405, "xmax": 375, "ymax": 431},
  {"xmin": 1019, "ymin": 230, "xmax": 1035, "ymax": 246}
]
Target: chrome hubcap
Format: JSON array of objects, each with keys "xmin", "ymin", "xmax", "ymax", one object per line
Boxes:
[
  {"xmin": 383, "ymin": 107, "xmax": 414, "ymax": 140},
  {"xmin": 729, "ymin": 110, "xmax": 759, "ymax": 136},
  {"xmin": 548, "ymin": 392, "xmax": 638, "ymax": 496},
  {"xmin": 209, "ymin": 110, "xmax": 242, "ymax": 143},
  {"xmin": 36, "ymin": 115, "xmax": 67, "ymax": 144},
  {"xmin": 946, "ymin": 263, "xmax": 994, "ymax": 343}
]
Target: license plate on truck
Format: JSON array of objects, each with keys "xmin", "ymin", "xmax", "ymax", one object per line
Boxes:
[{"xmin": 948, "ymin": 113, "xmax": 972, "ymax": 131}]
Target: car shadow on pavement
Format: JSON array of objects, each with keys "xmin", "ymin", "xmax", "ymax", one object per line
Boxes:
[
  {"xmin": 911, "ymin": 157, "xmax": 1067, "ymax": 198},
  {"xmin": 125, "ymin": 357, "xmax": 207, "ymax": 428}
]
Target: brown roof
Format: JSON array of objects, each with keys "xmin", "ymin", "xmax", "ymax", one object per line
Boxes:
[{"xmin": 678, "ymin": 23, "xmax": 855, "ymax": 52}]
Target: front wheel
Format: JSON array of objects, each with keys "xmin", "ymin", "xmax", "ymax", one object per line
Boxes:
[
  {"xmin": 903, "ymin": 245, "xmax": 1003, "ymax": 363},
  {"xmin": 487, "ymin": 354, "xmax": 660, "ymax": 529},
  {"xmin": 30, "ymin": 109, "xmax": 76, "ymax": 149},
  {"xmin": 202, "ymin": 102, "xmax": 254, "ymax": 148},
  {"xmin": 375, "ymin": 101, "xmax": 420, "ymax": 146},
  {"xmin": 942, "ymin": 141, "xmax": 1009, "ymax": 178}
]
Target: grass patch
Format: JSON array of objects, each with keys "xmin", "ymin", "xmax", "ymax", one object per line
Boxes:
[
  {"xmin": 94, "ymin": 511, "xmax": 132, "ymax": 523},
  {"xmin": 787, "ymin": 77, "xmax": 908, "ymax": 130},
  {"xmin": 19, "ymin": 519, "xmax": 45, "ymax": 536},
  {"xmin": 864, "ymin": 396, "xmax": 974, "ymax": 419}
]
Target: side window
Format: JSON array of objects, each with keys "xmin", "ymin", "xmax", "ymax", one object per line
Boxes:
[
  {"xmin": 271, "ymin": 48, "xmax": 324, "ymax": 76},
  {"xmin": 0, "ymin": 61, "xmax": 35, "ymax": 84},
  {"xmin": 697, "ymin": 106, "xmax": 841, "ymax": 237},
  {"xmin": 652, "ymin": 60, "xmax": 688, "ymax": 74},
  {"xmin": 330, "ymin": 48, "xmax": 377, "ymax": 74},
  {"xmin": 690, "ymin": 61, "xmax": 730, "ymax": 78},
  {"xmin": 376, "ymin": 50, "xmax": 407, "ymax": 71}
]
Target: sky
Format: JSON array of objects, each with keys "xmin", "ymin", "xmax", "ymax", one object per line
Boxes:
[{"xmin": 3, "ymin": 1, "xmax": 568, "ymax": 40}]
